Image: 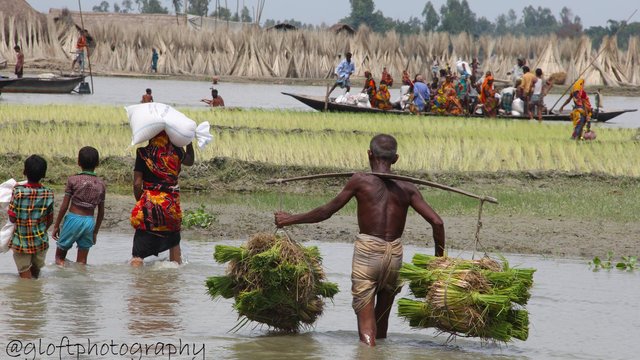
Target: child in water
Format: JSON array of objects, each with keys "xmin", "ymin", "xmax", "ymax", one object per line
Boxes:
[{"xmin": 52, "ymin": 146, "xmax": 106, "ymax": 266}]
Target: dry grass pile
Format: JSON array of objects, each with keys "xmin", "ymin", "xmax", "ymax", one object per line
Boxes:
[
  {"xmin": 398, "ymin": 254, "xmax": 535, "ymax": 342},
  {"xmin": 206, "ymin": 233, "xmax": 339, "ymax": 332}
]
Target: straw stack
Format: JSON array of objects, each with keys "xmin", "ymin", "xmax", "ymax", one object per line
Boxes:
[
  {"xmin": 206, "ymin": 233, "xmax": 339, "ymax": 332},
  {"xmin": 398, "ymin": 254, "xmax": 535, "ymax": 342}
]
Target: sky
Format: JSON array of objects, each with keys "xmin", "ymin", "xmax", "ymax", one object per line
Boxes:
[{"xmin": 25, "ymin": 0, "xmax": 638, "ymax": 28}]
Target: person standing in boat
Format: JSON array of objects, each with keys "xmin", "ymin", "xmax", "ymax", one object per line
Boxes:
[
  {"xmin": 13, "ymin": 45, "xmax": 24, "ymax": 79},
  {"xmin": 328, "ymin": 52, "xmax": 355, "ymax": 96},
  {"xmin": 14, "ymin": 45, "xmax": 24, "ymax": 78}
]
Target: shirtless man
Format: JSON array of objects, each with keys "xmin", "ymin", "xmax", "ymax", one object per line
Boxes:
[{"xmin": 275, "ymin": 134, "xmax": 445, "ymax": 347}]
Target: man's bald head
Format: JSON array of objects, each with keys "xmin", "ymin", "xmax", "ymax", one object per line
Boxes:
[{"xmin": 369, "ymin": 134, "xmax": 398, "ymax": 162}]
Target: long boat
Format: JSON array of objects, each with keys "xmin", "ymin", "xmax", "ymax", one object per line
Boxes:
[
  {"xmin": 283, "ymin": 92, "xmax": 636, "ymax": 122},
  {"xmin": 0, "ymin": 76, "xmax": 85, "ymax": 94}
]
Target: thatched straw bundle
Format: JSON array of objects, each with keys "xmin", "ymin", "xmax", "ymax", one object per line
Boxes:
[
  {"xmin": 206, "ymin": 233, "xmax": 339, "ymax": 332},
  {"xmin": 398, "ymin": 254, "xmax": 535, "ymax": 342}
]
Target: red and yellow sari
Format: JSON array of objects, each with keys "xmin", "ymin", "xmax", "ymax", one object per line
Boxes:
[{"xmin": 130, "ymin": 131, "xmax": 183, "ymax": 232}]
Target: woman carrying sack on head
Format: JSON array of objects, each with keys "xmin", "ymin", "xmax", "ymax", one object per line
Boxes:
[{"xmin": 129, "ymin": 131, "xmax": 194, "ymax": 266}]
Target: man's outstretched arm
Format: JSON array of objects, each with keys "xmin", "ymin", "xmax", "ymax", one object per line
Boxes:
[
  {"xmin": 275, "ymin": 177, "xmax": 358, "ymax": 227},
  {"xmin": 409, "ymin": 188, "xmax": 445, "ymax": 256}
]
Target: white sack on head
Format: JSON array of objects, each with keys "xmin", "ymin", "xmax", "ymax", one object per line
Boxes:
[
  {"xmin": 195, "ymin": 122, "xmax": 213, "ymax": 149},
  {"xmin": 0, "ymin": 178, "xmax": 17, "ymax": 206},
  {"xmin": 126, "ymin": 103, "xmax": 167, "ymax": 145},
  {"xmin": 0, "ymin": 222, "xmax": 14, "ymax": 253},
  {"xmin": 164, "ymin": 107, "xmax": 197, "ymax": 147}
]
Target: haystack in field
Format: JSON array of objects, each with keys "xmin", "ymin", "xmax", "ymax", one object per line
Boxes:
[
  {"xmin": 398, "ymin": 254, "xmax": 535, "ymax": 342},
  {"xmin": 206, "ymin": 233, "xmax": 339, "ymax": 332}
]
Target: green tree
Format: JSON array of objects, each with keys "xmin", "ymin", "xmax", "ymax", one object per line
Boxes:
[
  {"xmin": 395, "ymin": 17, "xmax": 422, "ymax": 35},
  {"xmin": 473, "ymin": 16, "xmax": 494, "ymax": 35},
  {"xmin": 135, "ymin": 0, "xmax": 168, "ymax": 14},
  {"xmin": 188, "ymin": 0, "xmax": 210, "ymax": 16},
  {"xmin": 210, "ymin": 6, "xmax": 231, "ymax": 20},
  {"xmin": 171, "ymin": 0, "xmax": 182, "ymax": 13},
  {"xmin": 92, "ymin": 1, "xmax": 110, "ymax": 12},
  {"xmin": 495, "ymin": 14, "xmax": 508, "ymax": 35},
  {"xmin": 113, "ymin": 3, "xmax": 121, "ymax": 12},
  {"xmin": 421, "ymin": 1, "xmax": 439, "ymax": 32},
  {"xmin": 438, "ymin": 0, "xmax": 476, "ymax": 34},
  {"xmin": 558, "ymin": 7, "xmax": 582, "ymax": 37},
  {"xmin": 240, "ymin": 6, "xmax": 252, "ymax": 22},
  {"xmin": 521, "ymin": 6, "xmax": 557, "ymax": 35},
  {"xmin": 120, "ymin": 0, "xmax": 133, "ymax": 13}
]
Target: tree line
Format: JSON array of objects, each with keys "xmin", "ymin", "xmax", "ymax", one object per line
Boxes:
[{"xmin": 91, "ymin": 0, "xmax": 638, "ymax": 49}]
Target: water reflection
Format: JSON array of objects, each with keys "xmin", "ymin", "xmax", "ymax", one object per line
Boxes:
[
  {"xmin": 127, "ymin": 264, "xmax": 184, "ymax": 337},
  {"xmin": 229, "ymin": 332, "xmax": 323, "ymax": 360},
  {"xmin": 3, "ymin": 279, "xmax": 48, "ymax": 339},
  {"xmin": 51, "ymin": 266, "xmax": 101, "ymax": 338}
]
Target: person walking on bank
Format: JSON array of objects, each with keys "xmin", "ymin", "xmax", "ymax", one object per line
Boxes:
[
  {"xmin": 275, "ymin": 134, "xmax": 445, "ymax": 347},
  {"xmin": 151, "ymin": 48, "xmax": 159, "ymax": 73}
]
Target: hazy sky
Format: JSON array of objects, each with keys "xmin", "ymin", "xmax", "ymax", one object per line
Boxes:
[{"xmin": 25, "ymin": 0, "xmax": 637, "ymax": 28}]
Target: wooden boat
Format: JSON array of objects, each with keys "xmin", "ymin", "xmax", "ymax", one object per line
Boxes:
[
  {"xmin": 0, "ymin": 78, "xmax": 20, "ymax": 92},
  {"xmin": 0, "ymin": 76, "xmax": 85, "ymax": 94},
  {"xmin": 283, "ymin": 92, "xmax": 636, "ymax": 122}
]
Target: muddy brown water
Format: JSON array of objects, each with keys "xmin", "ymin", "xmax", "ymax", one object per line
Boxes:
[
  {"xmin": 1, "ymin": 76, "xmax": 638, "ymax": 128},
  {"xmin": 0, "ymin": 234, "xmax": 638, "ymax": 360}
]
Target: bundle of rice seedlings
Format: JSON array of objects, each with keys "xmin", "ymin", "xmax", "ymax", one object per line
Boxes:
[
  {"xmin": 205, "ymin": 233, "xmax": 339, "ymax": 332},
  {"xmin": 398, "ymin": 254, "xmax": 535, "ymax": 342}
]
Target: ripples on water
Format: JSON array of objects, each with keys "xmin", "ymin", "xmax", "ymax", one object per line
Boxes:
[{"xmin": 0, "ymin": 234, "xmax": 638, "ymax": 360}]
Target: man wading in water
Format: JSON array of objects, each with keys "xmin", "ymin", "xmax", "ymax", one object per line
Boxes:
[{"xmin": 275, "ymin": 134, "xmax": 445, "ymax": 346}]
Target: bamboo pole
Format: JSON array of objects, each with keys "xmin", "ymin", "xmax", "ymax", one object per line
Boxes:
[{"xmin": 266, "ymin": 172, "xmax": 498, "ymax": 204}]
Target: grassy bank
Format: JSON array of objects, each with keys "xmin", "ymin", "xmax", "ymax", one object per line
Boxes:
[
  {"xmin": 1, "ymin": 104, "xmax": 639, "ymax": 224},
  {"xmin": 1, "ymin": 104, "xmax": 639, "ymax": 175}
]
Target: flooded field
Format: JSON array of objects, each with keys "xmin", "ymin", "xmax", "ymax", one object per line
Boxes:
[
  {"xmin": 0, "ymin": 76, "xmax": 638, "ymax": 128},
  {"xmin": 0, "ymin": 234, "xmax": 637, "ymax": 360}
]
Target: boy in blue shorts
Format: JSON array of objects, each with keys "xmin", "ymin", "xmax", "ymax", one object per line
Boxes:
[
  {"xmin": 53, "ymin": 146, "xmax": 106, "ymax": 266},
  {"xmin": 8, "ymin": 155, "xmax": 54, "ymax": 279}
]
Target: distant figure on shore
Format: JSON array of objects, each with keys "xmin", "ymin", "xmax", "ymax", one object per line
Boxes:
[
  {"xmin": 71, "ymin": 29, "xmax": 87, "ymax": 72},
  {"xmin": 212, "ymin": 76, "xmax": 219, "ymax": 85},
  {"xmin": 328, "ymin": 52, "xmax": 355, "ymax": 96},
  {"xmin": 14, "ymin": 45, "xmax": 24, "ymax": 78},
  {"xmin": 141, "ymin": 88, "xmax": 153, "ymax": 103},
  {"xmin": 151, "ymin": 48, "xmax": 159, "ymax": 73},
  {"xmin": 201, "ymin": 89, "xmax": 225, "ymax": 107}
]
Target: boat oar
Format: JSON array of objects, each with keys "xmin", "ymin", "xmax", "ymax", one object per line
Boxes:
[
  {"xmin": 549, "ymin": 9, "xmax": 637, "ymax": 113},
  {"xmin": 266, "ymin": 172, "xmax": 498, "ymax": 204}
]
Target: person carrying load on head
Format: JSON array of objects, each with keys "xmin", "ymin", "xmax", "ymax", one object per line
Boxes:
[
  {"xmin": 559, "ymin": 79, "xmax": 592, "ymax": 140},
  {"xmin": 328, "ymin": 52, "xmax": 355, "ymax": 96}
]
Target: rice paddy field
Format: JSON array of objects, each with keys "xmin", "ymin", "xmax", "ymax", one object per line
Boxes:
[{"xmin": 1, "ymin": 104, "xmax": 639, "ymax": 175}]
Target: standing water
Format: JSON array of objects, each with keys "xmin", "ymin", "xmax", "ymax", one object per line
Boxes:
[
  {"xmin": 0, "ymin": 234, "xmax": 638, "ymax": 360},
  {"xmin": 0, "ymin": 76, "xmax": 639, "ymax": 128}
]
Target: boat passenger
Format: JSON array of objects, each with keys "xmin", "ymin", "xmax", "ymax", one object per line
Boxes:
[
  {"xmin": 374, "ymin": 83, "xmax": 392, "ymax": 110},
  {"xmin": 412, "ymin": 74, "xmax": 430, "ymax": 112},
  {"xmin": 380, "ymin": 67, "xmax": 393, "ymax": 87},
  {"xmin": 362, "ymin": 71, "xmax": 377, "ymax": 107},
  {"xmin": 479, "ymin": 72, "xmax": 498, "ymax": 117},
  {"xmin": 14, "ymin": 46, "xmax": 24, "ymax": 78}
]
